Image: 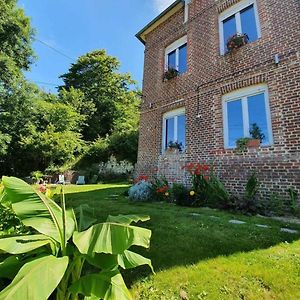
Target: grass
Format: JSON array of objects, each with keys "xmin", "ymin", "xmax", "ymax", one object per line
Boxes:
[{"xmin": 63, "ymin": 184, "xmax": 300, "ymax": 300}]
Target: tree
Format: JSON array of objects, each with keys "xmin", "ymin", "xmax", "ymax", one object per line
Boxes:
[
  {"xmin": 59, "ymin": 50, "xmax": 140, "ymax": 141},
  {"xmin": 0, "ymin": 0, "xmax": 35, "ymax": 86},
  {"xmin": 0, "ymin": 80, "xmax": 85, "ymax": 176}
]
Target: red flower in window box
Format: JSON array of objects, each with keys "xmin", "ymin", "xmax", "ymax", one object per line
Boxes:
[{"xmin": 226, "ymin": 33, "xmax": 249, "ymax": 53}]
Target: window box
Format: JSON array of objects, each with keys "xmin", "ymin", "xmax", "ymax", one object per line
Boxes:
[
  {"xmin": 226, "ymin": 33, "xmax": 249, "ymax": 54},
  {"xmin": 163, "ymin": 67, "xmax": 179, "ymax": 81}
]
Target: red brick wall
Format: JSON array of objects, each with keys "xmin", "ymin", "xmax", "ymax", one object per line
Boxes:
[{"xmin": 136, "ymin": 0, "xmax": 300, "ymax": 198}]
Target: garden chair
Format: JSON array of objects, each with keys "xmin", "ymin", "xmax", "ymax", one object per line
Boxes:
[
  {"xmin": 76, "ymin": 176, "xmax": 85, "ymax": 185},
  {"xmin": 57, "ymin": 174, "xmax": 65, "ymax": 185}
]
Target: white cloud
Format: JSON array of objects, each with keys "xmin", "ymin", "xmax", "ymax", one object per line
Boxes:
[{"xmin": 153, "ymin": 0, "xmax": 176, "ymax": 13}]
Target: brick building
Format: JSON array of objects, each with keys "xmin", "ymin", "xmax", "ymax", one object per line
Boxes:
[{"xmin": 135, "ymin": 0, "xmax": 300, "ymax": 197}]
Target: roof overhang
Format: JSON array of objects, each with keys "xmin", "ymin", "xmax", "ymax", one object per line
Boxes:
[{"xmin": 136, "ymin": 0, "xmax": 184, "ymax": 44}]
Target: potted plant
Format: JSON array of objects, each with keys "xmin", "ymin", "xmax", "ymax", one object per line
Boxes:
[
  {"xmin": 163, "ymin": 67, "xmax": 179, "ymax": 81},
  {"xmin": 248, "ymin": 123, "xmax": 265, "ymax": 147},
  {"xmin": 236, "ymin": 123, "xmax": 265, "ymax": 151},
  {"xmin": 226, "ymin": 33, "xmax": 249, "ymax": 53},
  {"xmin": 167, "ymin": 141, "xmax": 183, "ymax": 153}
]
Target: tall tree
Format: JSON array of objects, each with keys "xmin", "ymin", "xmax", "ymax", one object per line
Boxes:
[
  {"xmin": 59, "ymin": 50, "xmax": 140, "ymax": 141},
  {"xmin": 0, "ymin": 0, "xmax": 35, "ymax": 85}
]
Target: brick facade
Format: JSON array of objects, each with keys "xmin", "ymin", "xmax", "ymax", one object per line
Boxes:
[{"xmin": 136, "ymin": 0, "xmax": 300, "ymax": 198}]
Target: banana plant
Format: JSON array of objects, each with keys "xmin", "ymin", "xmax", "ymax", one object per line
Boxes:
[{"xmin": 0, "ymin": 177, "xmax": 153, "ymax": 300}]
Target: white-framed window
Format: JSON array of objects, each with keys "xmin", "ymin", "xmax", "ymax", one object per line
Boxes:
[
  {"xmin": 162, "ymin": 107, "xmax": 186, "ymax": 152},
  {"xmin": 219, "ymin": 0, "xmax": 261, "ymax": 54},
  {"xmin": 165, "ymin": 36, "xmax": 187, "ymax": 74},
  {"xmin": 223, "ymin": 84, "xmax": 273, "ymax": 148}
]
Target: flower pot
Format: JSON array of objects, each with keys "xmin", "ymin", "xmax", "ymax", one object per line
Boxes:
[
  {"xmin": 166, "ymin": 147, "xmax": 179, "ymax": 154},
  {"xmin": 246, "ymin": 139, "xmax": 260, "ymax": 148}
]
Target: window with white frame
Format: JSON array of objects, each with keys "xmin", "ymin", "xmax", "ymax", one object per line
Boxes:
[
  {"xmin": 162, "ymin": 108, "xmax": 186, "ymax": 151},
  {"xmin": 219, "ymin": 0, "xmax": 261, "ymax": 54},
  {"xmin": 223, "ymin": 84, "xmax": 273, "ymax": 148},
  {"xmin": 165, "ymin": 36, "xmax": 187, "ymax": 74}
]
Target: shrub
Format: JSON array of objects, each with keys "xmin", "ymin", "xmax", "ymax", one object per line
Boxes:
[
  {"xmin": 75, "ymin": 138, "xmax": 110, "ymax": 169},
  {"xmin": 30, "ymin": 170, "xmax": 43, "ymax": 184},
  {"xmin": 98, "ymin": 156, "xmax": 134, "ymax": 182},
  {"xmin": 182, "ymin": 163, "xmax": 210, "ymax": 203},
  {"xmin": 150, "ymin": 176, "xmax": 170, "ymax": 202},
  {"xmin": 108, "ymin": 131, "xmax": 139, "ymax": 164},
  {"xmin": 233, "ymin": 173, "xmax": 261, "ymax": 215},
  {"xmin": 287, "ymin": 187, "xmax": 299, "ymax": 214},
  {"xmin": 205, "ymin": 175, "xmax": 230, "ymax": 208},
  {"xmin": 171, "ymin": 183, "xmax": 197, "ymax": 207},
  {"xmin": 268, "ymin": 192, "xmax": 286, "ymax": 216},
  {"xmin": 128, "ymin": 180, "xmax": 152, "ymax": 202}
]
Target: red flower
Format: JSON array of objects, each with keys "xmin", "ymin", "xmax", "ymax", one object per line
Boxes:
[
  {"xmin": 135, "ymin": 175, "xmax": 149, "ymax": 183},
  {"xmin": 202, "ymin": 165, "xmax": 210, "ymax": 172},
  {"xmin": 157, "ymin": 185, "xmax": 169, "ymax": 194},
  {"xmin": 39, "ymin": 185, "xmax": 46, "ymax": 193}
]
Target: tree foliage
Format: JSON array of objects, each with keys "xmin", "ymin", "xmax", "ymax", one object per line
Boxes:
[
  {"xmin": 0, "ymin": 2, "xmax": 140, "ymax": 177},
  {"xmin": 60, "ymin": 50, "xmax": 140, "ymax": 140},
  {"xmin": 0, "ymin": 0, "xmax": 35, "ymax": 85}
]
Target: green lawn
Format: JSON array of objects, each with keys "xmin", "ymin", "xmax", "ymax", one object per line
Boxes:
[{"xmin": 63, "ymin": 184, "xmax": 300, "ymax": 300}]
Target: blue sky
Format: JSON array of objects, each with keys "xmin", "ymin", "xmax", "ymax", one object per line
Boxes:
[{"xmin": 18, "ymin": 0, "xmax": 175, "ymax": 93}]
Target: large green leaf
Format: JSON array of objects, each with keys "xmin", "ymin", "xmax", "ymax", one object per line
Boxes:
[
  {"xmin": 106, "ymin": 215, "xmax": 150, "ymax": 225},
  {"xmin": 1, "ymin": 177, "xmax": 76, "ymax": 243},
  {"xmin": 70, "ymin": 270, "xmax": 132, "ymax": 300},
  {"xmin": 86, "ymin": 250, "xmax": 154, "ymax": 273},
  {"xmin": 0, "ymin": 234, "xmax": 54, "ymax": 254},
  {"xmin": 118, "ymin": 250, "xmax": 154, "ymax": 273},
  {"xmin": 0, "ymin": 255, "xmax": 69, "ymax": 300},
  {"xmin": 75, "ymin": 204, "xmax": 97, "ymax": 231},
  {"xmin": 0, "ymin": 256, "xmax": 23, "ymax": 279},
  {"xmin": 73, "ymin": 222, "xmax": 151, "ymax": 255}
]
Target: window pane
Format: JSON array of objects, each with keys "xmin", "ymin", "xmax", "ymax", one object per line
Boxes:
[
  {"xmin": 223, "ymin": 15, "xmax": 237, "ymax": 47},
  {"xmin": 167, "ymin": 50, "xmax": 176, "ymax": 70},
  {"xmin": 177, "ymin": 115, "xmax": 186, "ymax": 150},
  {"xmin": 178, "ymin": 44, "xmax": 187, "ymax": 74},
  {"xmin": 240, "ymin": 4, "xmax": 258, "ymax": 42},
  {"xmin": 165, "ymin": 117, "xmax": 174, "ymax": 148},
  {"xmin": 227, "ymin": 99, "xmax": 244, "ymax": 147},
  {"xmin": 247, "ymin": 93, "xmax": 269, "ymax": 143}
]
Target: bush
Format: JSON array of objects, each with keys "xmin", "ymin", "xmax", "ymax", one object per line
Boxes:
[
  {"xmin": 108, "ymin": 131, "xmax": 139, "ymax": 164},
  {"xmin": 205, "ymin": 175, "xmax": 230, "ymax": 209},
  {"xmin": 75, "ymin": 138, "xmax": 110, "ymax": 169},
  {"xmin": 98, "ymin": 156, "xmax": 134, "ymax": 182},
  {"xmin": 150, "ymin": 176, "xmax": 170, "ymax": 202},
  {"xmin": 171, "ymin": 183, "xmax": 197, "ymax": 207},
  {"xmin": 128, "ymin": 181, "xmax": 152, "ymax": 202}
]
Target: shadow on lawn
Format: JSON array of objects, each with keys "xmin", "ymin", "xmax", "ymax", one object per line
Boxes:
[{"xmin": 65, "ymin": 185, "xmax": 300, "ymax": 286}]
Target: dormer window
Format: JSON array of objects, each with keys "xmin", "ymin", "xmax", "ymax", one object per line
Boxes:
[
  {"xmin": 219, "ymin": 0, "xmax": 261, "ymax": 54},
  {"xmin": 165, "ymin": 36, "xmax": 187, "ymax": 74}
]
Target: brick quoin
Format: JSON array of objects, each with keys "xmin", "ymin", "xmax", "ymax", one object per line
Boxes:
[{"xmin": 136, "ymin": 0, "xmax": 300, "ymax": 199}]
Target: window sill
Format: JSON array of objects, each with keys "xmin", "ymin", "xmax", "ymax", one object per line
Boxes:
[
  {"xmin": 220, "ymin": 37, "xmax": 262, "ymax": 57},
  {"xmin": 163, "ymin": 71, "xmax": 188, "ymax": 83}
]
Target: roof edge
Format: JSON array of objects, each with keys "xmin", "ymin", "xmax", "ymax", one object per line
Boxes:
[{"xmin": 136, "ymin": 0, "xmax": 184, "ymax": 44}]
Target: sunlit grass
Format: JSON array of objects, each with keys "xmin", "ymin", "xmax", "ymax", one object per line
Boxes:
[{"xmin": 64, "ymin": 184, "xmax": 300, "ymax": 299}]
